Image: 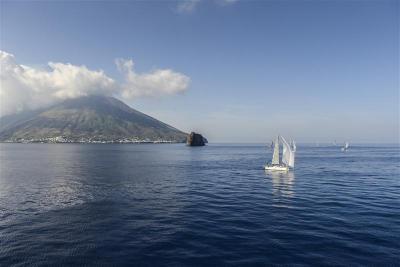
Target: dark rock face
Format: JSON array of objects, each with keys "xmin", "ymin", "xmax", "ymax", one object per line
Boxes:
[{"xmin": 187, "ymin": 132, "xmax": 207, "ymax": 146}]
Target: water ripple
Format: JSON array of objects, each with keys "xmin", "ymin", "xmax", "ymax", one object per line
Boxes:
[{"xmin": 0, "ymin": 144, "xmax": 399, "ymax": 266}]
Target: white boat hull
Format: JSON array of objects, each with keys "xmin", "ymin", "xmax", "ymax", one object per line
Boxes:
[{"xmin": 264, "ymin": 165, "xmax": 289, "ymax": 171}]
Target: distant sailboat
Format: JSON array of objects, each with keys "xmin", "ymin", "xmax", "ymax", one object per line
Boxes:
[
  {"xmin": 341, "ymin": 142, "xmax": 349, "ymax": 152},
  {"xmin": 265, "ymin": 136, "xmax": 296, "ymax": 171},
  {"xmin": 291, "ymin": 140, "xmax": 296, "ymax": 152}
]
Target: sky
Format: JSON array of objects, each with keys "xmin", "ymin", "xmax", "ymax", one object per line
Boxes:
[{"xmin": 0, "ymin": 0, "xmax": 398, "ymax": 143}]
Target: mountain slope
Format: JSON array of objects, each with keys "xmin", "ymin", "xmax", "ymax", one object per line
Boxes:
[{"xmin": 0, "ymin": 95, "xmax": 187, "ymax": 142}]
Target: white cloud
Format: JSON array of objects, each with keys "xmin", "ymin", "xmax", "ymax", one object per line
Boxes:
[
  {"xmin": 0, "ymin": 51, "xmax": 116, "ymax": 116},
  {"xmin": 116, "ymin": 58, "xmax": 190, "ymax": 99},
  {"xmin": 176, "ymin": 0, "xmax": 201, "ymax": 13},
  {"xmin": 175, "ymin": 0, "xmax": 239, "ymax": 13},
  {"xmin": 217, "ymin": 0, "xmax": 239, "ymax": 5},
  {"xmin": 0, "ymin": 51, "xmax": 190, "ymax": 116}
]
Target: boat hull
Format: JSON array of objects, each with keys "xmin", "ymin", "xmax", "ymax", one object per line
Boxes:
[{"xmin": 264, "ymin": 165, "xmax": 289, "ymax": 171}]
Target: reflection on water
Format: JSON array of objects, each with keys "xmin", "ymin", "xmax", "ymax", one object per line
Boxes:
[{"xmin": 265, "ymin": 170, "xmax": 295, "ymax": 204}]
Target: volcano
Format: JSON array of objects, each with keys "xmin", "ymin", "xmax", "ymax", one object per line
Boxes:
[{"xmin": 0, "ymin": 95, "xmax": 187, "ymax": 143}]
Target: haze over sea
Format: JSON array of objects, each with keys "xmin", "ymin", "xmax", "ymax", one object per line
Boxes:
[{"xmin": 0, "ymin": 143, "xmax": 399, "ymax": 266}]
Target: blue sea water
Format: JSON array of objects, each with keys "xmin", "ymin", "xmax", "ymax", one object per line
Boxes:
[{"xmin": 0, "ymin": 143, "xmax": 399, "ymax": 266}]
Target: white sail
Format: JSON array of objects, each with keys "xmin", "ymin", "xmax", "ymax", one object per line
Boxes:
[
  {"xmin": 281, "ymin": 136, "xmax": 291, "ymax": 166},
  {"xmin": 265, "ymin": 135, "xmax": 296, "ymax": 171},
  {"xmin": 289, "ymin": 140, "xmax": 296, "ymax": 167},
  {"xmin": 272, "ymin": 137, "xmax": 280, "ymax": 165},
  {"xmin": 342, "ymin": 142, "xmax": 349, "ymax": 151},
  {"xmin": 341, "ymin": 141, "xmax": 349, "ymax": 151},
  {"xmin": 281, "ymin": 136, "xmax": 295, "ymax": 168},
  {"xmin": 291, "ymin": 140, "xmax": 296, "ymax": 152},
  {"xmin": 289, "ymin": 149, "xmax": 295, "ymax": 167}
]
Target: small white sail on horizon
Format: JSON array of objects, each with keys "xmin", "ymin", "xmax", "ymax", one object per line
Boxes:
[
  {"xmin": 291, "ymin": 140, "xmax": 296, "ymax": 152},
  {"xmin": 341, "ymin": 142, "xmax": 349, "ymax": 151}
]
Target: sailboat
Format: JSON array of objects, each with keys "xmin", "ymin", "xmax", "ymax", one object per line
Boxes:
[
  {"xmin": 341, "ymin": 142, "xmax": 349, "ymax": 151},
  {"xmin": 265, "ymin": 136, "xmax": 296, "ymax": 171}
]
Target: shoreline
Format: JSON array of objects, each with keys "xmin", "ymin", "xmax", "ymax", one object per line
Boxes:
[{"xmin": 0, "ymin": 141, "xmax": 186, "ymax": 144}]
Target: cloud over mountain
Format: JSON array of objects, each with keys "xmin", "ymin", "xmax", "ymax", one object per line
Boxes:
[{"xmin": 0, "ymin": 51, "xmax": 190, "ymax": 116}]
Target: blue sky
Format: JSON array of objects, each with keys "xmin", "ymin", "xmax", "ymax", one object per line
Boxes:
[{"xmin": 1, "ymin": 0, "xmax": 398, "ymax": 143}]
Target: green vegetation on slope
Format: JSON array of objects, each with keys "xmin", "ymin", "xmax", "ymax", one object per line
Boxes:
[{"xmin": 0, "ymin": 95, "xmax": 187, "ymax": 142}]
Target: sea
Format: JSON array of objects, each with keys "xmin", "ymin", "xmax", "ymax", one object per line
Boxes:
[{"xmin": 0, "ymin": 143, "xmax": 399, "ymax": 266}]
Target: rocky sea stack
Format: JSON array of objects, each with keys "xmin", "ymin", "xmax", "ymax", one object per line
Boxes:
[{"xmin": 186, "ymin": 132, "xmax": 208, "ymax": 146}]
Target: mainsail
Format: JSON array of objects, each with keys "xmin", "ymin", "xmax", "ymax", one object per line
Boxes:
[{"xmin": 272, "ymin": 137, "xmax": 280, "ymax": 165}]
